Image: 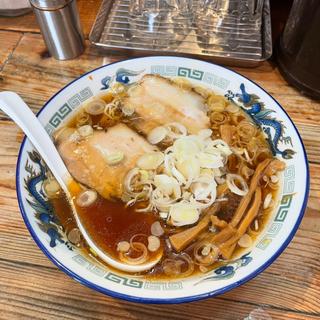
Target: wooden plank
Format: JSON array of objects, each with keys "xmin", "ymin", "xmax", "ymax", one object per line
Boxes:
[
  {"xmin": 295, "ymin": 122, "xmax": 320, "ymax": 165},
  {"xmin": 0, "ymin": 30, "xmax": 22, "ymax": 69},
  {"xmin": 0, "ymin": 33, "xmax": 124, "ymax": 114},
  {"xmin": 0, "ymin": 12, "xmax": 38, "ymax": 33},
  {"xmin": 1, "ymin": 259, "xmax": 319, "ymax": 320},
  {"xmin": 77, "ymin": 0, "xmax": 103, "ymax": 36},
  {"xmin": 0, "ymin": 0, "xmax": 103, "ymax": 37}
]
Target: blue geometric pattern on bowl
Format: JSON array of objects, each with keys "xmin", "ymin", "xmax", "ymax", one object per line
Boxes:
[
  {"xmin": 45, "ymin": 87, "xmax": 94, "ymax": 135},
  {"xmin": 150, "ymin": 65, "xmax": 230, "ymax": 90}
]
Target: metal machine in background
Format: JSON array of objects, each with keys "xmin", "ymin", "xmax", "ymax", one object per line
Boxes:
[{"xmin": 276, "ymin": 0, "xmax": 320, "ymax": 99}]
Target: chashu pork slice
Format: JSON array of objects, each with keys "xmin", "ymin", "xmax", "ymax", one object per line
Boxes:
[
  {"xmin": 124, "ymin": 74, "xmax": 210, "ymax": 135},
  {"xmin": 57, "ymin": 123, "xmax": 157, "ymax": 199}
]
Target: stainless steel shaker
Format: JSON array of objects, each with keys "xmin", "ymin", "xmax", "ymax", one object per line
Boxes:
[{"xmin": 30, "ymin": 0, "xmax": 85, "ymax": 60}]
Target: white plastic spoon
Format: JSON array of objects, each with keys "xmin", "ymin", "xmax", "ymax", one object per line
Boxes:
[{"xmin": 0, "ymin": 91, "xmax": 162, "ymax": 273}]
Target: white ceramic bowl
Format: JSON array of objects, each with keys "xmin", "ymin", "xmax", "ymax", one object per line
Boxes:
[{"xmin": 16, "ymin": 56, "xmax": 309, "ymax": 303}]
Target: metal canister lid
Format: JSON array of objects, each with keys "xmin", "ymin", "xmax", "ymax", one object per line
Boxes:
[{"xmin": 30, "ymin": 0, "xmax": 72, "ymax": 10}]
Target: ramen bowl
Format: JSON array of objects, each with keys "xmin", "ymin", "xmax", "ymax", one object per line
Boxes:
[{"xmin": 16, "ymin": 56, "xmax": 309, "ymax": 303}]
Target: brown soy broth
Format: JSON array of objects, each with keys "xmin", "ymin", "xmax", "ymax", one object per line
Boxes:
[
  {"xmin": 51, "ymin": 190, "xmax": 161, "ymax": 265},
  {"xmin": 75, "ymin": 196, "xmax": 158, "ymax": 259},
  {"xmin": 51, "ymin": 193, "xmax": 77, "ymax": 233},
  {"xmin": 50, "ymin": 185, "xmax": 278, "ymax": 279}
]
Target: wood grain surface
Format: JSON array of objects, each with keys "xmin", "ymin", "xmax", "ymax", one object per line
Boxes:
[
  {"xmin": 0, "ymin": 31, "xmax": 22, "ymax": 70},
  {"xmin": 0, "ymin": 1, "xmax": 320, "ymax": 319}
]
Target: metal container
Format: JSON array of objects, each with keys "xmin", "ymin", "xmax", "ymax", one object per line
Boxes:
[
  {"xmin": 89, "ymin": 0, "xmax": 272, "ymax": 67},
  {"xmin": 30, "ymin": 0, "xmax": 85, "ymax": 60}
]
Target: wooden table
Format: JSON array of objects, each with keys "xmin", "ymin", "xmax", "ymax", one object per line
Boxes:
[{"xmin": 0, "ymin": 1, "xmax": 319, "ymax": 319}]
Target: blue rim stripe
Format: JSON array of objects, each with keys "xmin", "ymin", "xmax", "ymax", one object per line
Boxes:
[{"xmin": 16, "ymin": 56, "xmax": 310, "ymax": 304}]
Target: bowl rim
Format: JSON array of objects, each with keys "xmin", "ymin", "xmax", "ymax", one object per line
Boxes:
[{"xmin": 16, "ymin": 56, "xmax": 310, "ymax": 304}]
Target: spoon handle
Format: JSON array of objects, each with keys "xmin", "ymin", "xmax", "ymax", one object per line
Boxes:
[
  {"xmin": 0, "ymin": 92, "xmax": 163, "ymax": 272},
  {"xmin": 0, "ymin": 91, "xmax": 72, "ymax": 190}
]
